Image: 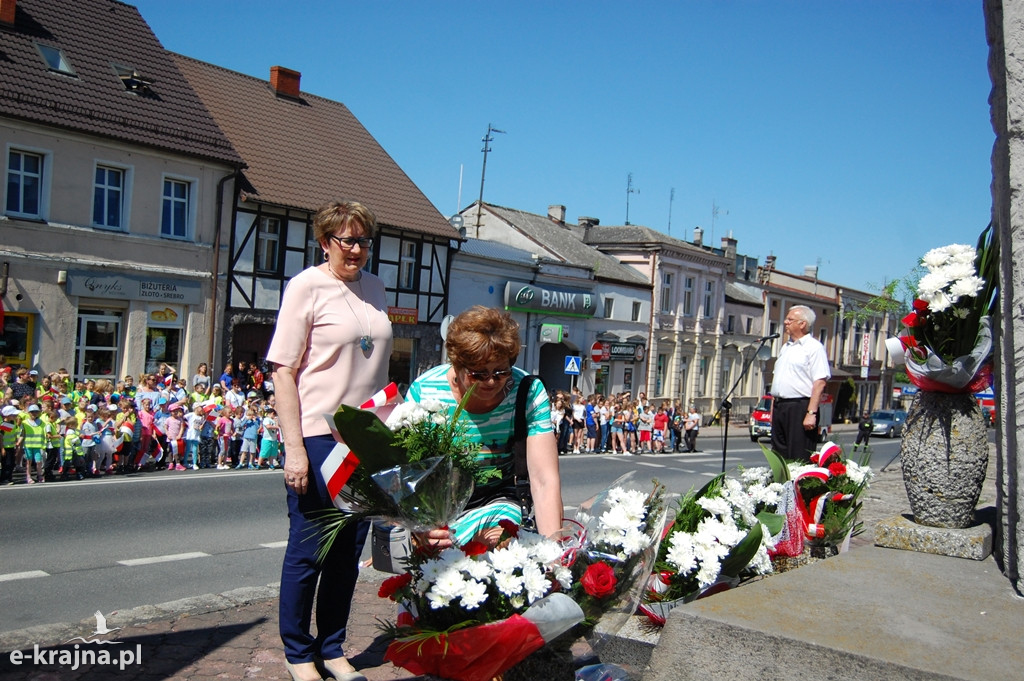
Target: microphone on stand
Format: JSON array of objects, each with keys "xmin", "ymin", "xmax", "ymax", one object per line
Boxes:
[{"xmin": 758, "ymin": 332, "xmax": 781, "ymax": 342}]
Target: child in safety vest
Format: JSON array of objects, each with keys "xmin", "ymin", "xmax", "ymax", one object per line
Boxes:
[
  {"xmin": 19, "ymin": 404, "xmax": 47, "ymax": 484},
  {"xmin": 63, "ymin": 417, "xmax": 87, "ymax": 480},
  {"xmin": 1, "ymin": 405, "xmax": 21, "ymax": 485}
]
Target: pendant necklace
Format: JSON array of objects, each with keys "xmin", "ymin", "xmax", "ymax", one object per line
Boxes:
[{"xmin": 329, "ymin": 264, "xmax": 374, "ymax": 353}]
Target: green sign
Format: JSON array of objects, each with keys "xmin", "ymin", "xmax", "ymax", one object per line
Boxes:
[{"xmin": 503, "ymin": 281, "xmax": 596, "ymax": 317}]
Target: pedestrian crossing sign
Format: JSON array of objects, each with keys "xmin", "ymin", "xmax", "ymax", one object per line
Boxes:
[{"xmin": 564, "ymin": 355, "xmax": 581, "ymax": 375}]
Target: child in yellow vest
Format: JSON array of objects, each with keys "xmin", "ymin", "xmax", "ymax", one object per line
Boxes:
[{"xmin": 19, "ymin": 404, "xmax": 47, "ymax": 484}]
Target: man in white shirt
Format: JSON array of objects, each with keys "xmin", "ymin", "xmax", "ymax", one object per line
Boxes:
[{"xmin": 771, "ymin": 305, "xmax": 831, "ymax": 461}]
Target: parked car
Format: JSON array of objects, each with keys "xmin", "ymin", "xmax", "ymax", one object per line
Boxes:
[
  {"xmin": 871, "ymin": 410, "xmax": 908, "ymax": 438},
  {"xmin": 749, "ymin": 393, "xmax": 834, "ymax": 443}
]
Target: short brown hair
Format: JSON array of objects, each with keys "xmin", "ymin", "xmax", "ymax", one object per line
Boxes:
[
  {"xmin": 446, "ymin": 306, "xmax": 521, "ymax": 371},
  {"xmin": 312, "ymin": 200, "xmax": 378, "ymax": 243}
]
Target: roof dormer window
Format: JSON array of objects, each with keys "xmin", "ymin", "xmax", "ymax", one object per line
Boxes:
[
  {"xmin": 112, "ymin": 63, "xmax": 155, "ymax": 93},
  {"xmin": 35, "ymin": 43, "xmax": 75, "ymax": 76}
]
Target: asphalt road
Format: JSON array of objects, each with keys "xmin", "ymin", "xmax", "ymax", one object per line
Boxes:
[{"xmin": 0, "ymin": 432, "xmax": 903, "ymax": 632}]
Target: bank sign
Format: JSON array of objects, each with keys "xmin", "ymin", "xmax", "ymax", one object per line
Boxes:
[{"xmin": 503, "ymin": 281, "xmax": 596, "ymax": 318}]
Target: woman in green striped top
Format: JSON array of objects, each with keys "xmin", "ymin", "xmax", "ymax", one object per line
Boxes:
[{"xmin": 409, "ymin": 306, "xmax": 563, "ymax": 548}]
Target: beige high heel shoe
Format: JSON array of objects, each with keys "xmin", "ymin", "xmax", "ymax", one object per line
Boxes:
[
  {"xmin": 284, "ymin": 660, "xmax": 327, "ymax": 681},
  {"xmin": 321, "ymin": 657, "xmax": 367, "ymax": 681}
]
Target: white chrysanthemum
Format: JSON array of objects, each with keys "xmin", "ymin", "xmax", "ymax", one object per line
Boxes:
[
  {"xmin": 620, "ymin": 526, "xmax": 652, "ymax": 557},
  {"xmin": 694, "ymin": 516, "xmax": 745, "ymax": 551},
  {"xmin": 949, "ymin": 275, "xmax": 985, "ymax": 300},
  {"xmin": 917, "ymin": 270, "xmax": 951, "ymax": 298},
  {"xmin": 949, "ymin": 244, "xmax": 976, "ymax": 264},
  {"xmin": 921, "ymin": 246, "xmax": 952, "ymax": 269},
  {"xmin": 493, "ymin": 570, "xmax": 525, "ymax": 597},
  {"xmin": 522, "ymin": 564, "xmax": 551, "ymax": 603},
  {"xmin": 747, "ymin": 482, "xmax": 783, "ymax": 508},
  {"xmin": 665, "ymin": 532, "xmax": 698, "ymax": 573},
  {"xmin": 696, "ymin": 495, "xmax": 732, "ymax": 518},
  {"xmin": 740, "ymin": 466, "xmax": 772, "ymax": 486},
  {"xmin": 527, "ymin": 538, "xmax": 563, "ymax": 564},
  {"xmin": 459, "ymin": 579, "xmax": 488, "ymax": 610},
  {"xmin": 460, "ymin": 557, "xmax": 492, "ymax": 582},
  {"xmin": 925, "ymin": 290, "xmax": 953, "ymax": 313},
  {"xmin": 420, "ymin": 397, "xmax": 444, "ymax": 413},
  {"xmin": 788, "ymin": 463, "xmax": 817, "ymax": 478},
  {"xmin": 599, "ymin": 505, "xmax": 635, "ymax": 533},
  {"xmin": 489, "ymin": 546, "xmax": 524, "ymax": 574},
  {"xmin": 844, "ymin": 460, "xmax": 874, "ymax": 486},
  {"xmin": 553, "ymin": 565, "xmax": 573, "ymax": 589},
  {"xmin": 694, "ymin": 558, "xmax": 722, "ymax": 588}
]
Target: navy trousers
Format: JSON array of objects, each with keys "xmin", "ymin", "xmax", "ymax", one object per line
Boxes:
[
  {"xmin": 279, "ymin": 434, "xmax": 369, "ymax": 663},
  {"xmin": 771, "ymin": 398, "xmax": 818, "ymax": 461}
]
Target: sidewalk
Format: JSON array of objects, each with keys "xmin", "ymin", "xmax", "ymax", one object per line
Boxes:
[{"xmin": 0, "ymin": 426, "xmax": 995, "ymax": 681}]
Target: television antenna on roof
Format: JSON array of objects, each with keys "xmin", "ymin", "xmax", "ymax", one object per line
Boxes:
[
  {"xmin": 474, "ymin": 123, "xmax": 505, "ymax": 238},
  {"xmin": 625, "ymin": 172, "xmax": 639, "ymax": 225}
]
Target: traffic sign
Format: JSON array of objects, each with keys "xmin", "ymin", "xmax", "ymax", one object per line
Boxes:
[
  {"xmin": 564, "ymin": 356, "xmax": 581, "ymax": 375},
  {"xmin": 591, "ymin": 342, "xmax": 604, "ymax": 362}
]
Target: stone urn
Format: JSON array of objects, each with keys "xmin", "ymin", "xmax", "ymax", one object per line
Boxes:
[{"xmin": 899, "ymin": 391, "xmax": 989, "ymax": 528}]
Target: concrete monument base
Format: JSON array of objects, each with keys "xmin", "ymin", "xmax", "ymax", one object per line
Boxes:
[{"xmin": 874, "ymin": 514, "xmax": 993, "ymax": 560}]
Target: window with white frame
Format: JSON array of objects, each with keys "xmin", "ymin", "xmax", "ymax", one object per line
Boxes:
[
  {"xmin": 682, "ymin": 277, "xmax": 694, "ymax": 316},
  {"xmin": 306, "ymin": 229, "xmax": 323, "ymax": 267},
  {"xmin": 660, "ymin": 272, "xmax": 674, "ymax": 313},
  {"xmin": 6, "ymin": 149, "xmax": 46, "ymax": 218},
  {"xmin": 160, "ymin": 177, "xmax": 192, "ymax": 238},
  {"xmin": 603, "ymin": 297, "xmax": 614, "ymax": 319},
  {"xmin": 632, "ymin": 301, "xmax": 642, "ymax": 322},
  {"xmin": 399, "ymin": 241, "xmax": 418, "ymax": 289},
  {"xmin": 256, "ymin": 216, "xmax": 281, "ymax": 272},
  {"xmin": 93, "ymin": 165, "xmax": 125, "ymax": 229},
  {"xmin": 703, "ymin": 281, "xmax": 715, "ymax": 318},
  {"xmin": 74, "ymin": 309, "xmax": 122, "ymax": 379}
]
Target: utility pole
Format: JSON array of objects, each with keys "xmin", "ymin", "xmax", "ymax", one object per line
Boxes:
[
  {"xmin": 474, "ymin": 123, "xmax": 505, "ymax": 238},
  {"xmin": 667, "ymin": 187, "xmax": 675, "ymax": 235},
  {"xmin": 626, "ymin": 172, "xmax": 639, "ymax": 225}
]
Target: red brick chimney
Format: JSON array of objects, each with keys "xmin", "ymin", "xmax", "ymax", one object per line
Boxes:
[
  {"xmin": 0, "ymin": 0, "xmax": 17, "ymax": 26},
  {"xmin": 269, "ymin": 66, "xmax": 301, "ymax": 98}
]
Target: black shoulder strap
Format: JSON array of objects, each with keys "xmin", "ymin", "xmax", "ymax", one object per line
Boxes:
[
  {"xmin": 513, "ymin": 375, "xmax": 544, "ymax": 527},
  {"xmin": 513, "ymin": 375, "xmax": 538, "ymax": 481}
]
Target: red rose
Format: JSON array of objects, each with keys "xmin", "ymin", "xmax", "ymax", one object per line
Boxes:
[
  {"xmin": 901, "ymin": 311, "xmax": 922, "ymax": 328},
  {"xmin": 828, "ymin": 462, "xmax": 847, "ymax": 477},
  {"xmin": 912, "ymin": 298, "xmax": 930, "ymax": 312},
  {"xmin": 462, "ymin": 540, "xmax": 489, "ymax": 556},
  {"xmin": 498, "ymin": 519, "xmax": 520, "ymax": 538},
  {"xmin": 378, "ymin": 572, "xmax": 412, "ymax": 600},
  {"xmin": 581, "ymin": 561, "xmax": 618, "ymax": 599}
]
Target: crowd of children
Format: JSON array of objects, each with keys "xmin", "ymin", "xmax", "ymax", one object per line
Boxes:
[
  {"xmin": 549, "ymin": 388, "xmax": 703, "ymax": 455},
  {"xmin": 0, "ymin": 361, "xmax": 281, "ymax": 485}
]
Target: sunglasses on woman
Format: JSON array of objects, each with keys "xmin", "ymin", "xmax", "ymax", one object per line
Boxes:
[{"xmin": 464, "ymin": 368, "xmax": 513, "ymax": 382}]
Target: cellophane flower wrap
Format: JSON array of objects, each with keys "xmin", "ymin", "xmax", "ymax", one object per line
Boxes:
[
  {"xmin": 639, "ymin": 468, "xmax": 784, "ymax": 625},
  {"xmin": 568, "ymin": 472, "xmax": 667, "ymax": 636},
  {"xmin": 315, "ymin": 384, "xmax": 490, "ymax": 560},
  {"xmin": 377, "ymin": 521, "xmax": 584, "ymax": 681},
  {"xmin": 764, "ymin": 442, "xmax": 873, "ymax": 553},
  {"xmin": 887, "ymin": 224, "xmax": 998, "ymax": 394}
]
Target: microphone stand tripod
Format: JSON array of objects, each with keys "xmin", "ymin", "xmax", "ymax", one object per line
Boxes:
[{"xmin": 719, "ymin": 336, "xmax": 773, "ymax": 473}]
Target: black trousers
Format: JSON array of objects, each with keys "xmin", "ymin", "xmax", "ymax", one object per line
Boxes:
[{"xmin": 771, "ymin": 398, "xmax": 818, "ymax": 461}]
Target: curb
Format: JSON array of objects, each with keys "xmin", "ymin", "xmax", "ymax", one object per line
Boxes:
[{"xmin": 0, "ymin": 565, "xmax": 393, "ymax": 654}]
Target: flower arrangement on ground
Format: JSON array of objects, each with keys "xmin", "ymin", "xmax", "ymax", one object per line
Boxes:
[
  {"xmin": 375, "ymin": 475, "xmax": 666, "ymax": 681},
  {"xmin": 639, "ymin": 469, "xmax": 784, "ymax": 625},
  {"xmin": 567, "ymin": 474, "xmax": 667, "ymax": 637},
  {"xmin": 764, "ymin": 442, "xmax": 874, "ymax": 555},
  {"xmin": 377, "ymin": 520, "xmax": 582, "ymax": 681},
  {"xmin": 887, "ymin": 224, "xmax": 998, "ymax": 393},
  {"xmin": 316, "ymin": 383, "xmax": 495, "ymax": 559}
]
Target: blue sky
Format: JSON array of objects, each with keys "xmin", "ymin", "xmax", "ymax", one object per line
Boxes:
[{"xmin": 133, "ymin": 1, "xmax": 993, "ymax": 293}]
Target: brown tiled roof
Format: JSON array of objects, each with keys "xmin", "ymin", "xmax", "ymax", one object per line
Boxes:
[
  {"xmin": 172, "ymin": 54, "xmax": 459, "ymax": 240},
  {"xmin": 0, "ymin": 0, "xmax": 242, "ymax": 166}
]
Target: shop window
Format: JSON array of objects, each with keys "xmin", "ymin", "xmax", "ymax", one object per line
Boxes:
[
  {"xmin": 74, "ymin": 309, "xmax": 122, "ymax": 378},
  {"xmin": 145, "ymin": 304, "xmax": 184, "ymax": 374},
  {"xmin": 0, "ymin": 312, "xmax": 34, "ymax": 364},
  {"xmin": 389, "ymin": 337, "xmax": 416, "ymax": 389}
]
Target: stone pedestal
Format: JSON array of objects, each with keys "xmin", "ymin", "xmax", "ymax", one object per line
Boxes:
[{"xmin": 874, "ymin": 514, "xmax": 993, "ymax": 560}]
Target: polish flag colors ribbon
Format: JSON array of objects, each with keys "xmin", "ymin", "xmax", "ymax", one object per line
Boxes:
[
  {"xmin": 320, "ymin": 442, "xmax": 361, "ymax": 508},
  {"xmin": 360, "ymin": 382, "xmax": 401, "ymax": 409}
]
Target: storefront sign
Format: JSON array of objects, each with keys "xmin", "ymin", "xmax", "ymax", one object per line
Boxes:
[
  {"xmin": 609, "ymin": 342, "xmax": 645, "ymax": 362},
  {"xmin": 503, "ymin": 281, "xmax": 596, "ymax": 318},
  {"xmin": 67, "ymin": 272, "xmax": 201, "ymax": 305},
  {"xmin": 388, "ymin": 307, "xmax": 418, "ymax": 325}
]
